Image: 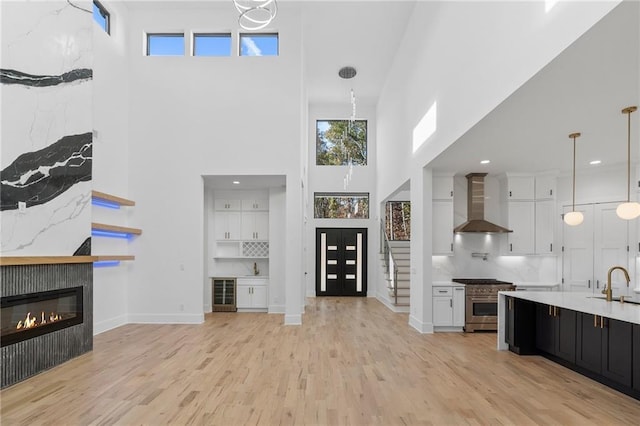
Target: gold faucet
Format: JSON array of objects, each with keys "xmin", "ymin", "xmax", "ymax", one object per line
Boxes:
[{"xmin": 603, "ymin": 266, "xmax": 630, "ymax": 301}]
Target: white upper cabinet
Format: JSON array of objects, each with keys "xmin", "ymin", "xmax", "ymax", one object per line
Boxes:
[
  {"xmin": 535, "ymin": 200, "xmax": 555, "ymax": 254},
  {"xmin": 432, "ymin": 175, "xmax": 454, "ymax": 254},
  {"xmin": 535, "ymin": 176, "xmax": 556, "ymax": 200},
  {"xmin": 506, "ymin": 201, "xmax": 535, "ymax": 254},
  {"xmin": 506, "ymin": 175, "xmax": 535, "ymax": 200},
  {"xmin": 215, "ymin": 199, "xmax": 242, "ymax": 211},
  {"xmin": 241, "ymin": 212, "xmax": 269, "ymax": 241},
  {"xmin": 432, "ymin": 200, "xmax": 454, "ymax": 255},
  {"xmin": 432, "ymin": 175, "xmax": 454, "ymax": 200},
  {"xmin": 241, "ymin": 199, "xmax": 268, "ymax": 211},
  {"xmin": 215, "ymin": 212, "xmax": 242, "ymax": 240}
]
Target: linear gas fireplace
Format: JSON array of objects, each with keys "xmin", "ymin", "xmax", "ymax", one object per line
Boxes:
[
  {"xmin": 1, "ymin": 264, "xmax": 92, "ymax": 389},
  {"xmin": 1, "ymin": 287, "xmax": 84, "ymax": 348}
]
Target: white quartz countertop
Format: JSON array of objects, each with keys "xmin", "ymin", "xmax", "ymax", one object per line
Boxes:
[
  {"xmin": 514, "ymin": 282, "xmax": 560, "ymax": 288},
  {"xmin": 499, "ymin": 291, "xmax": 640, "ymax": 325},
  {"xmin": 432, "ymin": 281, "xmax": 465, "ymax": 287}
]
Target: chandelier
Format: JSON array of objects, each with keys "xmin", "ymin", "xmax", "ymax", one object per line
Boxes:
[{"xmin": 233, "ymin": 0, "xmax": 278, "ymax": 31}]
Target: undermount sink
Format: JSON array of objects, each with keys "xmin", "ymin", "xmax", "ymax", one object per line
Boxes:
[{"xmin": 588, "ymin": 295, "xmax": 640, "ymax": 305}]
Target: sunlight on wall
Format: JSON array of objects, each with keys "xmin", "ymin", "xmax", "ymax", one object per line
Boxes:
[
  {"xmin": 545, "ymin": 0, "xmax": 559, "ymax": 13},
  {"xmin": 412, "ymin": 101, "xmax": 437, "ymax": 153}
]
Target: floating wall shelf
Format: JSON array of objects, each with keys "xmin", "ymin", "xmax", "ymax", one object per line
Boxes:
[
  {"xmin": 91, "ymin": 222, "xmax": 142, "ymax": 238},
  {"xmin": 91, "ymin": 190, "xmax": 135, "ymax": 208}
]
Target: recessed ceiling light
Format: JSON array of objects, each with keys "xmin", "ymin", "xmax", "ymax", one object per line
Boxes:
[
  {"xmin": 589, "ymin": 160, "xmax": 601, "ymax": 165},
  {"xmin": 480, "ymin": 160, "xmax": 490, "ymax": 164},
  {"xmin": 232, "ymin": 181, "xmax": 240, "ymax": 185}
]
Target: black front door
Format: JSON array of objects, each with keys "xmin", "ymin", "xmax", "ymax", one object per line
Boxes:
[{"xmin": 316, "ymin": 228, "xmax": 367, "ymax": 296}]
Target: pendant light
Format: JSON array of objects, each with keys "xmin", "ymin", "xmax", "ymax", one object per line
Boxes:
[
  {"xmin": 564, "ymin": 132, "xmax": 584, "ymax": 226},
  {"xmin": 616, "ymin": 106, "xmax": 640, "ymax": 220}
]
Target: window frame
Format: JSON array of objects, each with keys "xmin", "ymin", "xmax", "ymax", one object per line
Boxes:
[
  {"xmin": 93, "ymin": 0, "xmax": 110, "ymax": 35},
  {"xmin": 239, "ymin": 32, "xmax": 279, "ymax": 56},
  {"xmin": 313, "ymin": 192, "xmax": 370, "ymax": 219},
  {"xmin": 316, "ymin": 119, "xmax": 368, "ymax": 166},
  {"xmin": 192, "ymin": 33, "xmax": 233, "ymax": 57},
  {"xmin": 146, "ymin": 33, "xmax": 186, "ymax": 56}
]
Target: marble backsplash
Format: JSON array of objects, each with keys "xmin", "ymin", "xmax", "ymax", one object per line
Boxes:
[
  {"xmin": 1, "ymin": 0, "xmax": 92, "ymax": 255},
  {"xmin": 432, "ymin": 233, "xmax": 558, "ymax": 284}
]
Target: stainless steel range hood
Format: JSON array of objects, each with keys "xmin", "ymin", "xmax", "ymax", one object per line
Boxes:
[{"xmin": 453, "ymin": 173, "xmax": 512, "ymax": 233}]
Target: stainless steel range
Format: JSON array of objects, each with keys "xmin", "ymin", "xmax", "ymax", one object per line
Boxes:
[{"xmin": 452, "ymin": 278, "xmax": 515, "ymax": 332}]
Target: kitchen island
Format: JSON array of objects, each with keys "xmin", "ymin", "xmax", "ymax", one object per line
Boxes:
[{"xmin": 497, "ymin": 291, "xmax": 640, "ymax": 400}]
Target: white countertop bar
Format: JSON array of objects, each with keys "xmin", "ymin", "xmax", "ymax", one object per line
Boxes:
[{"xmin": 497, "ymin": 291, "xmax": 640, "ymax": 350}]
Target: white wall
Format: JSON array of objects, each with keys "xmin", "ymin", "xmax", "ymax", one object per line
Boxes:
[
  {"xmin": 123, "ymin": 4, "xmax": 304, "ymax": 324},
  {"xmin": 376, "ymin": 1, "xmax": 621, "ymax": 200},
  {"xmin": 92, "ymin": 0, "xmax": 131, "ymax": 334},
  {"xmin": 306, "ymin": 103, "xmax": 379, "ymax": 298},
  {"xmin": 374, "ymin": 1, "xmax": 620, "ymax": 332}
]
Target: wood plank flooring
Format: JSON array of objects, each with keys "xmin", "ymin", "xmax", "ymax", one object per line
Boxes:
[{"xmin": 2, "ymin": 297, "xmax": 639, "ymax": 425}]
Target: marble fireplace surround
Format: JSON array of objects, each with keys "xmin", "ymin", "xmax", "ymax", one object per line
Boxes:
[{"xmin": 1, "ymin": 263, "xmax": 93, "ymax": 388}]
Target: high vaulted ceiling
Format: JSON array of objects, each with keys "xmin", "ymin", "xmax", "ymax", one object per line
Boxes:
[
  {"xmin": 300, "ymin": 1, "xmax": 415, "ymax": 105},
  {"xmin": 428, "ymin": 1, "xmax": 639, "ymax": 176}
]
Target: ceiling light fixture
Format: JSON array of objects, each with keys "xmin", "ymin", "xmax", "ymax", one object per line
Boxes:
[
  {"xmin": 233, "ymin": 181, "xmax": 240, "ymax": 185},
  {"xmin": 233, "ymin": 0, "xmax": 277, "ymax": 31},
  {"xmin": 564, "ymin": 132, "xmax": 584, "ymax": 226},
  {"xmin": 616, "ymin": 106, "xmax": 640, "ymax": 220},
  {"xmin": 480, "ymin": 160, "xmax": 490, "ymax": 164},
  {"xmin": 589, "ymin": 160, "xmax": 601, "ymax": 165}
]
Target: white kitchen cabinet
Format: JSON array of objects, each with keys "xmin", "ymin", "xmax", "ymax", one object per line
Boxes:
[
  {"xmin": 432, "ymin": 200, "xmax": 454, "ymax": 255},
  {"xmin": 432, "ymin": 175, "xmax": 454, "ymax": 255},
  {"xmin": 215, "ymin": 199, "xmax": 241, "ymax": 211},
  {"xmin": 241, "ymin": 199, "xmax": 268, "ymax": 211},
  {"xmin": 535, "ymin": 200, "xmax": 555, "ymax": 254},
  {"xmin": 236, "ymin": 278, "xmax": 268, "ymax": 310},
  {"xmin": 241, "ymin": 212, "xmax": 269, "ymax": 240},
  {"xmin": 562, "ymin": 203, "xmax": 629, "ymax": 294},
  {"xmin": 506, "ymin": 201, "xmax": 535, "ymax": 254},
  {"xmin": 215, "ymin": 212, "xmax": 241, "ymax": 240},
  {"xmin": 452, "ymin": 286, "xmax": 466, "ymax": 327},
  {"xmin": 535, "ymin": 176, "xmax": 556, "ymax": 200},
  {"xmin": 433, "ymin": 285, "xmax": 465, "ymax": 331},
  {"xmin": 432, "ymin": 175, "xmax": 454, "ymax": 200},
  {"xmin": 506, "ymin": 175, "xmax": 535, "ymax": 200}
]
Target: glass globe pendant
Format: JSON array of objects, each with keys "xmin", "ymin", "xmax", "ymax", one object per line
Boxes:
[{"xmin": 617, "ymin": 106, "xmax": 639, "ymax": 220}]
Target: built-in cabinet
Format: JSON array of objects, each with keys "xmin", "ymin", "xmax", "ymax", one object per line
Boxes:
[
  {"xmin": 236, "ymin": 277, "xmax": 268, "ymax": 310},
  {"xmin": 432, "ymin": 175, "xmax": 454, "ymax": 255},
  {"xmin": 535, "ymin": 303, "xmax": 576, "ymax": 363},
  {"xmin": 501, "ymin": 174, "xmax": 556, "ymax": 255},
  {"xmin": 576, "ymin": 312, "xmax": 633, "ymax": 388},
  {"xmin": 241, "ymin": 212, "xmax": 269, "ymax": 241},
  {"xmin": 505, "ymin": 296, "xmax": 536, "ymax": 354},
  {"xmin": 432, "ymin": 285, "xmax": 465, "ymax": 330},
  {"xmin": 562, "ymin": 203, "xmax": 628, "ymax": 293},
  {"xmin": 504, "ymin": 296, "xmax": 639, "ymax": 400},
  {"xmin": 214, "ymin": 198, "xmax": 269, "ymax": 258}
]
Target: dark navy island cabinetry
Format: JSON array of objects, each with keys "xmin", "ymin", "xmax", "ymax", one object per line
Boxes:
[
  {"xmin": 499, "ymin": 292, "xmax": 640, "ymax": 401},
  {"xmin": 505, "ymin": 296, "xmax": 536, "ymax": 355},
  {"xmin": 576, "ymin": 313, "xmax": 632, "ymax": 388},
  {"xmin": 535, "ymin": 304, "xmax": 576, "ymax": 363}
]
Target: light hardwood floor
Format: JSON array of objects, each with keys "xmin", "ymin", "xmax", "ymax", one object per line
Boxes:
[{"xmin": 2, "ymin": 297, "xmax": 639, "ymax": 425}]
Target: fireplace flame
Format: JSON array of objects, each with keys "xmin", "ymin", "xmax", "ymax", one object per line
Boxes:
[{"xmin": 15, "ymin": 311, "xmax": 62, "ymax": 330}]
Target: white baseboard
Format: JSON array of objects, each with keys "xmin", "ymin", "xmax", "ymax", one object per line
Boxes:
[
  {"xmin": 269, "ymin": 304, "xmax": 285, "ymax": 314},
  {"xmin": 128, "ymin": 313, "xmax": 205, "ymax": 324},
  {"xmin": 409, "ymin": 315, "xmax": 434, "ymax": 334},
  {"xmin": 93, "ymin": 314, "xmax": 128, "ymax": 335},
  {"xmin": 204, "ymin": 304, "xmax": 212, "ymax": 313},
  {"xmin": 284, "ymin": 314, "xmax": 302, "ymax": 325},
  {"xmin": 376, "ymin": 295, "xmax": 410, "ymax": 313}
]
